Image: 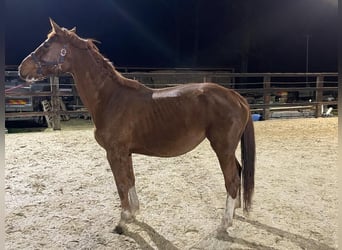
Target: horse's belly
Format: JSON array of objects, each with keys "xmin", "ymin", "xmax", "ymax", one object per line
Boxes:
[{"xmin": 133, "ymin": 131, "xmax": 206, "ymax": 157}]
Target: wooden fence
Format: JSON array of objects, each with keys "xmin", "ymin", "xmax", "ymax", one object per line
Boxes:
[{"xmin": 5, "ymin": 70, "xmax": 338, "ymax": 130}]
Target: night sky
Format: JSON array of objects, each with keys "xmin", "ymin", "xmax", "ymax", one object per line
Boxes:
[{"xmin": 5, "ymin": 0, "xmax": 338, "ymax": 72}]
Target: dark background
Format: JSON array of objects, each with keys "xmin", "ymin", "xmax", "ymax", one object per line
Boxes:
[{"xmin": 5, "ymin": 0, "xmax": 338, "ymax": 72}]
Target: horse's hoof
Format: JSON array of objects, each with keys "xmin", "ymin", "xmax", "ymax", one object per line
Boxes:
[
  {"xmin": 216, "ymin": 228, "xmax": 230, "ymax": 241},
  {"xmin": 113, "ymin": 225, "xmax": 124, "ymax": 235}
]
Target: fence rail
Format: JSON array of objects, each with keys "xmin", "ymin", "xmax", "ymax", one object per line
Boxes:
[{"xmin": 5, "ymin": 69, "xmax": 338, "ymax": 129}]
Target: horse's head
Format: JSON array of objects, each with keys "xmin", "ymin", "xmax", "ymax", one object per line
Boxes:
[{"xmin": 19, "ymin": 18, "xmax": 77, "ymax": 82}]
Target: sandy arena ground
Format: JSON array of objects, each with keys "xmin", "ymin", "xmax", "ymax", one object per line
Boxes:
[{"xmin": 5, "ymin": 117, "xmax": 338, "ymax": 249}]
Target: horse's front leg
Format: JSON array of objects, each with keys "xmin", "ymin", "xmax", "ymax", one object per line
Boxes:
[{"xmin": 106, "ymin": 149, "xmax": 140, "ymax": 230}]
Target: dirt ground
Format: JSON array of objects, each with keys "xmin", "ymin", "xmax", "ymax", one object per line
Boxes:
[{"xmin": 5, "ymin": 117, "xmax": 338, "ymax": 250}]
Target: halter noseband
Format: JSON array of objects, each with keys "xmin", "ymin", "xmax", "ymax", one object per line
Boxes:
[{"xmin": 30, "ymin": 45, "xmax": 68, "ymax": 75}]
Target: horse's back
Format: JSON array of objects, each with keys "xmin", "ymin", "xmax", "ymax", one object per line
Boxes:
[{"xmin": 149, "ymin": 82, "xmax": 249, "ymax": 128}]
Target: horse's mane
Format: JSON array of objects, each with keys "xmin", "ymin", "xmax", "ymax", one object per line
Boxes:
[
  {"xmin": 82, "ymin": 38, "xmax": 140, "ymax": 89},
  {"xmin": 48, "ymin": 28, "xmax": 140, "ymax": 89}
]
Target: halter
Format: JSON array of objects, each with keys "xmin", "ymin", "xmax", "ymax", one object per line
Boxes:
[{"xmin": 30, "ymin": 45, "xmax": 68, "ymax": 75}]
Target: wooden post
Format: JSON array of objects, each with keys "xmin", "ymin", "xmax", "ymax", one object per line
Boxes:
[
  {"xmin": 50, "ymin": 76, "xmax": 61, "ymax": 130},
  {"xmin": 203, "ymin": 75, "xmax": 211, "ymax": 83},
  {"xmin": 315, "ymin": 75, "xmax": 324, "ymax": 118},
  {"xmin": 263, "ymin": 76, "xmax": 271, "ymax": 120}
]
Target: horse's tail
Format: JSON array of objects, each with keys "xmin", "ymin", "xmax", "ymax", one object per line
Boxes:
[{"xmin": 241, "ymin": 114, "xmax": 256, "ymax": 213}]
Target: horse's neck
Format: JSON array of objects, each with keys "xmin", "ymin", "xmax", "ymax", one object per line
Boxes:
[{"xmin": 68, "ymin": 49, "xmax": 140, "ymax": 117}]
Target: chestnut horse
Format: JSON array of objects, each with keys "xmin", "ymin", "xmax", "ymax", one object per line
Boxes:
[{"xmin": 19, "ymin": 19, "xmax": 255, "ymax": 233}]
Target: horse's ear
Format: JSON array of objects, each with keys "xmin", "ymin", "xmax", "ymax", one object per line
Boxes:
[
  {"xmin": 70, "ymin": 27, "xmax": 76, "ymax": 33},
  {"xmin": 49, "ymin": 18, "xmax": 63, "ymax": 34}
]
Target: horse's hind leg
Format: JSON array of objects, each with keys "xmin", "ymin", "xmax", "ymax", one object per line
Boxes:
[
  {"xmin": 217, "ymin": 153, "xmax": 241, "ymax": 231},
  {"xmin": 106, "ymin": 150, "xmax": 140, "ymax": 231},
  {"xmin": 208, "ymin": 131, "xmax": 241, "ymax": 232}
]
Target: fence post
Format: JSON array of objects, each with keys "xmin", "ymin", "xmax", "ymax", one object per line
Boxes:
[
  {"xmin": 203, "ymin": 75, "xmax": 211, "ymax": 83},
  {"xmin": 263, "ymin": 76, "xmax": 271, "ymax": 120},
  {"xmin": 50, "ymin": 76, "xmax": 61, "ymax": 130},
  {"xmin": 315, "ymin": 75, "xmax": 324, "ymax": 118}
]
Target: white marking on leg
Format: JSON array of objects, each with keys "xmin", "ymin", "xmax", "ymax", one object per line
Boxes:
[
  {"xmin": 220, "ymin": 194, "xmax": 236, "ymax": 230},
  {"xmin": 120, "ymin": 210, "xmax": 133, "ymax": 222},
  {"xmin": 128, "ymin": 186, "xmax": 140, "ymax": 215},
  {"xmin": 119, "ymin": 187, "xmax": 139, "ymax": 224}
]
